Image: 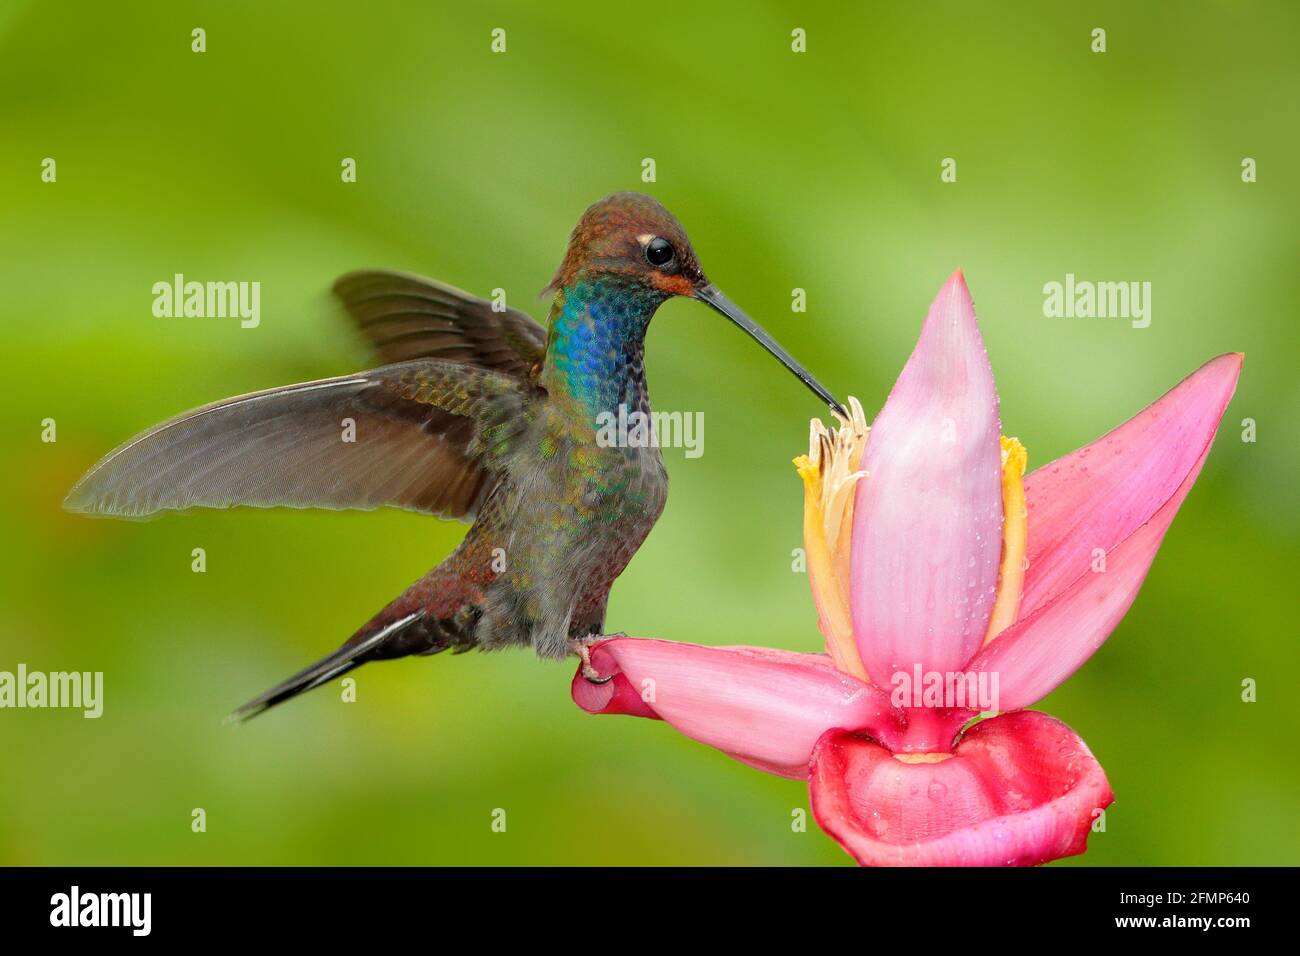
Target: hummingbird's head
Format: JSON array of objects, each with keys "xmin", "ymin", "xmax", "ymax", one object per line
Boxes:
[
  {"xmin": 545, "ymin": 191, "xmax": 707, "ymax": 300},
  {"xmin": 546, "ymin": 192, "xmax": 845, "ymax": 414}
]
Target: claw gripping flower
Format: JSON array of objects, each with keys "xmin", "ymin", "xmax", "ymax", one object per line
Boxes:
[{"xmin": 573, "ymin": 270, "xmax": 1242, "ymax": 866}]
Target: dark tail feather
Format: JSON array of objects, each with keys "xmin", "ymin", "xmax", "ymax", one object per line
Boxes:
[{"xmin": 226, "ymin": 610, "xmax": 426, "ymax": 723}]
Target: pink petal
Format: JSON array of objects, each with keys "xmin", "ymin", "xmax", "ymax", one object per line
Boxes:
[
  {"xmin": 809, "ymin": 711, "xmax": 1113, "ymax": 866},
  {"xmin": 971, "ymin": 354, "xmax": 1242, "ymax": 710},
  {"xmin": 851, "ymin": 270, "xmax": 1004, "ymax": 685},
  {"xmin": 1019, "ymin": 353, "xmax": 1243, "ymax": 618},
  {"xmin": 571, "ymin": 638, "xmax": 902, "ymax": 779},
  {"xmin": 970, "ymin": 459, "xmax": 1202, "ymax": 709}
]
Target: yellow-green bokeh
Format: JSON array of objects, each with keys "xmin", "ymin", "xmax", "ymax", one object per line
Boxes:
[{"xmin": 1, "ymin": 1, "xmax": 1297, "ymax": 865}]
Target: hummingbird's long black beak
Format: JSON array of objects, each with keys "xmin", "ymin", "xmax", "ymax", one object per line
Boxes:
[{"xmin": 695, "ymin": 284, "xmax": 846, "ymax": 416}]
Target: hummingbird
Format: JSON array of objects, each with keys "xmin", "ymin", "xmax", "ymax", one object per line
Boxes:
[{"xmin": 65, "ymin": 192, "xmax": 843, "ymax": 720}]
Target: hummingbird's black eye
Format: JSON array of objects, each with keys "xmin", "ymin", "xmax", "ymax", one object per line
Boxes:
[{"xmin": 645, "ymin": 237, "xmax": 676, "ymax": 268}]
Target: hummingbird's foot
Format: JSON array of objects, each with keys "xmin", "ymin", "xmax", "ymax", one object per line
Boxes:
[{"xmin": 569, "ymin": 635, "xmax": 615, "ymax": 684}]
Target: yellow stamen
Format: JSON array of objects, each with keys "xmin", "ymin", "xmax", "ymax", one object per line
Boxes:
[
  {"xmin": 983, "ymin": 436, "xmax": 1028, "ymax": 646},
  {"xmin": 894, "ymin": 752, "xmax": 953, "ymax": 764},
  {"xmin": 794, "ymin": 397, "xmax": 869, "ymax": 681}
]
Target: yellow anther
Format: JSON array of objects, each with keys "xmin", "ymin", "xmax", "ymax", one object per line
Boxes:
[
  {"xmin": 794, "ymin": 397, "xmax": 870, "ymax": 681},
  {"xmin": 983, "ymin": 436, "xmax": 1028, "ymax": 646}
]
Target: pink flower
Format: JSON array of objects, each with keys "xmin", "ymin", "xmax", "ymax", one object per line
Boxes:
[{"xmin": 573, "ymin": 271, "xmax": 1242, "ymax": 866}]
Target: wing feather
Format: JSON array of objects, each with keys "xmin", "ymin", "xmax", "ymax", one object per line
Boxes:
[
  {"xmin": 333, "ymin": 269, "xmax": 547, "ymax": 374},
  {"xmin": 64, "ymin": 360, "xmax": 531, "ymax": 520}
]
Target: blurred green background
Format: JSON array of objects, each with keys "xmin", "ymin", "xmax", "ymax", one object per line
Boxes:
[{"xmin": 2, "ymin": 1, "xmax": 1297, "ymax": 866}]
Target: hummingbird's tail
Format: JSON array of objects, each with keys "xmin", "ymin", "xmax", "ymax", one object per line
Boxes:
[
  {"xmin": 226, "ymin": 607, "xmax": 443, "ymax": 723},
  {"xmin": 227, "ymin": 548, "xmax": 490, "ymax": 722}
]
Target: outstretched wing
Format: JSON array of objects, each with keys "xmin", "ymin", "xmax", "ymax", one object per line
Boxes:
[
  {"xmin": 333, "ymin": 269, "xmax": 547, "ymax": 374},
  {"xmin": 64, "ymin": 360, "xmax": 532, "ymax": 520}
]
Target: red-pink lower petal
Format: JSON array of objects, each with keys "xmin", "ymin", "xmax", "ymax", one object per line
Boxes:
[
  {"xmin": 571, "ymin": 638, "xmax": 903, "ymax": 779},
  {"xmin": 808, "ymin": 711, "xmax": 1113, "ymax": 866}
]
